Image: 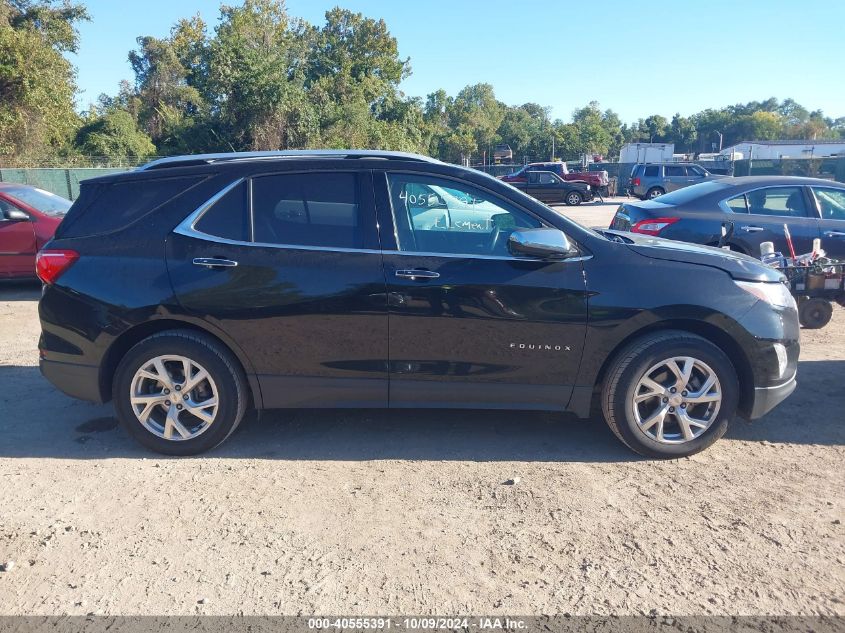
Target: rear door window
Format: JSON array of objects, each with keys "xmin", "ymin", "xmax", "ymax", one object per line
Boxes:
[
  {"xmin": 746, "ymin": 187, "xmax": 809, "ymax": 217},
  {"xmin": 195, "ymin": 182, "xmax": 250, "ymax": 242},
  {"xmin": 252, "ymin": 172, "xmax": 362, "ymax": 248},
  {"xmin": 643, "ymin": 165, "xmax": 659, "ymax": 177},
  {"xmin": 665, "ymin": 165, "xmax": 685, "ymax": 177}
]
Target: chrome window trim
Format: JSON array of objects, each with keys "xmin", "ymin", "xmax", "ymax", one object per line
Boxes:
[
  {"xmin": 717, "ymin": 184, "xmax": 814, "ymax": 218},
  {"xmin": 175, "ymin": 177, "xmax": 592, "ymax": 263}
]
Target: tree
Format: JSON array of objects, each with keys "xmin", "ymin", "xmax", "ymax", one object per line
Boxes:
[
  {"xmin": 669, "ymin": 114, "xmax": 697, "ymax": 153},
  {"xmin": 443, "ymin": 83, "xmax": 504, "ymax": 163},
  {"xmin": 75, "ymin": 109, "xmax": 156, "ymax": 160},
  {"xmin": 0, "ymin": 0, "xmax": 89, "ymax": 162}
]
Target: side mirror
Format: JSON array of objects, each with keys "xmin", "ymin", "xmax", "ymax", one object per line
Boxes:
[
  {"xmin": 508, "ymin": 228, "xmax": 579, "ymax": 260},
  {"xmin": 4, "ymin": 209, "xmax": 29, "ymax": 222}
]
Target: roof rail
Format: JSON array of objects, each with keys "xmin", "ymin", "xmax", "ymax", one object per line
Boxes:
[{"xmin": 137, "ymin": 149, "xmax": 442, "ymax": 171}]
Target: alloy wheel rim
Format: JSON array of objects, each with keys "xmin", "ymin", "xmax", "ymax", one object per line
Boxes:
[
  {"xmin": 129, "ymin": 355, "xmax": 219, "ymax": 441},
  {"xmin": 568, "ymin": 193, "xmax": 579, "ymax": 204},
  {"xmin": 632, "ymin": 356, "xmax": 722, "ymax": 444}
]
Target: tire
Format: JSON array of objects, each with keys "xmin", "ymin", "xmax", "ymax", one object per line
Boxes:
[
  {"xmin": 113, "ymin": 330, "xmax": 249, "ymax": 455},
  {"xmin": 601, "ymin": 330, "xmax": 739, "ymax": 458},
  {"xmin": 646, "ymin": 187, "xmax": 665, "ymax": 200},
  {"xmin": 798, "ymin": 298, "xmax": 833, "ymax": 329},
  {"xmin": 565, "ymin": 191, "xmax": 583, "ymax": 206}
]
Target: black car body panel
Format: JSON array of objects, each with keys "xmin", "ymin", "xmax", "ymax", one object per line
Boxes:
[
  {"xmin": 39, "ymin": 152, "xmax": 799, "ymax": 428},
  {"xmin": 611, "ymin": 176, "xmax": 845, "ymax": 258}
]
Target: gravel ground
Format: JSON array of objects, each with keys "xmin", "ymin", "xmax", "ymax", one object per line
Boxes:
[{"xmin": 1, "ymin": 237, "xmax": 843, "ymax": 616}]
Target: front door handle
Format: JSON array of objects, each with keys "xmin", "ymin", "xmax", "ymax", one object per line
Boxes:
[
  {"xmin": 395, "ymin": 269, "xmax": 440, "ymax": 280},
  {"xmin": 193, "ymin": 257, "xmax": 238, "ymax": 268},
  {"xmin": 824, "ymin": 231, "xmax": 845, "ymax": 238},
  {"xmin": 740, "ymin": 225, "xmax": 764, "ymax": 233}
]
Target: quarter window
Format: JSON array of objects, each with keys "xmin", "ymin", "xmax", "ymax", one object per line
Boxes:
[
  {"xmin": 746, "ymin": 187, "xmax": 808, "ymax": 217},
  {"xmin": 252, "ymin": 173, "xmax": 361, "ymax": 248},
  {"xmin": 811, "ymin": 187, "xmax": 845, "ymax": 220},
  {"xmin": 387, "ymin": 174, "xmax": 542, "ymax": 256},
  {"xmin": 195, "ymin": 182, "xmax": 249, "ymax": 241},
  {"xmin": 726, "ymin": 194, "xmax": 748, "ymax": 214}
]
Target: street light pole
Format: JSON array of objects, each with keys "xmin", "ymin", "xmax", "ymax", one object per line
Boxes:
[{"xmin": 714, "ymin": 130, "xmax": 723, "ymax": 152}]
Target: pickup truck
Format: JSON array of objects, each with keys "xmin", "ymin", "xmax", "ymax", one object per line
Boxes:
[
  {"xmin": 500, "ymin": 161, "xmax": 609, "ymax": 194},
  {"xmin": 506, "ymin": 170, "xmax": 592, "ymax": 206}
]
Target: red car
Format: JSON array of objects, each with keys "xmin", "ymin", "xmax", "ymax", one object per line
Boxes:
[
  {"xmin": 0, "ymin": 183, "xmax": 71, "ymax": 279},
  {"xmin": 500, "ymin": 161, "xmax": 609, "ymax": 192}
]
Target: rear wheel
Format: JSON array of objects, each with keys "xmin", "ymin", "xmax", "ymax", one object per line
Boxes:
[
  {"xmin": 565, "ymin": 191, "xmax": 583, "ymax": 206},
  {"xmin": 646, "ymin": 187, "xmax": 665, "ymax": 200},
  {"xmin": 601, "ymin": 331, "xmax": 738, "ymax": 458},
  {"xmin": 798, "ymin": 298, "xmax": 833, "ymax": 329},
  {"xmin": 113, "ymin": 330, "xmax": 248, "ymax": 455}
]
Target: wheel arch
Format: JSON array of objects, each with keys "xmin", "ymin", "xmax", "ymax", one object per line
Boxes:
[
  {"xmin": 98, "ymin": 318, "xmax": 262, "ymax": 408},
  {"xmin": 587, "ymin": 318, "xmax": 755, "ymax": 419}
]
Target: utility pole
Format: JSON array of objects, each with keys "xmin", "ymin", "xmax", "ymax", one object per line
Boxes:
[
  {"xmin": 551, "ymin": 134, "xmax": 555, "ymax": 161},
  {"xmin": 714, "ymin": 130, "xmax": 723, "ymax": 152}
]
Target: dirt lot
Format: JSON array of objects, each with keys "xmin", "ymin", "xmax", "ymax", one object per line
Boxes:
[{"xmin": 1, "ymin": 217, "xmax": 843, "ymax": 616}]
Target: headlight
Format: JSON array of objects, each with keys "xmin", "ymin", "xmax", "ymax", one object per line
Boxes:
[{"xmin": 734, "ymin": 280, "xmax": 796, "ymax": 309}]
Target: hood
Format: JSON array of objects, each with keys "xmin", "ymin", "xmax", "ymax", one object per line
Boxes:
[{"xmin": 605, "ymin": 230, "xmax": 784, "ymax": 282}]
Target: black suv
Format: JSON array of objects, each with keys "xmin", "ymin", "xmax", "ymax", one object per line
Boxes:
[{"xmin": 38, "ymin": 150, "xmax": 799, "ymax": 458}]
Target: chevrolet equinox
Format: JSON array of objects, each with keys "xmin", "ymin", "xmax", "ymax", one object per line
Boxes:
[{"xmin": 37, "ymin": 150, "xmax": 799, "ymax": 458}]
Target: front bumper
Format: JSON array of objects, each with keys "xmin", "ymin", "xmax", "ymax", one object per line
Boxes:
[
  {"xmin": 40, "ymin": 358, "xmax": 103, "ymax": 403},
  {"xmin": 747, "ymin": 373, "xmax": 797, "ymax": 419}
]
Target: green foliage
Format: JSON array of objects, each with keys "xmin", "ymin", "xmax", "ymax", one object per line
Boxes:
[
  {"xmin": 74, "ymin": 108, "xmax": 155, "ymax": 159},
  {"xmin": 0, "ymin": 0, "xmax": 88, "ymax": 162},
  {"xmin": 2, "ymin": 1, "xmax": 844, "ymax": 165}
]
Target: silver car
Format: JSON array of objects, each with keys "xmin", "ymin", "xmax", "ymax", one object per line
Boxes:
[{"xmin": 629, "ymin": 163, "xmax": 721, "ymax": 200}]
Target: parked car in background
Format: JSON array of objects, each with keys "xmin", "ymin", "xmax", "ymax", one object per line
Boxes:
[
  {"xmin": 493, "ymin": 144, "xmax": 512, "ymax": 163},
  {"xmin": 500, "ymin": 161, "xmax": 609, "ymax": 193},
  {"xmin": 629, "ymin": 163, "xmax": 723, "ymax": 200},
  {"xmin": 506, "ymin": 170, "xmax": 592, "ymax": 205},
  {"xmin": 38, "ymin": 150, "xmax": 798, "ymax": 459},
  {"xmin": 609, "ymin": 176, "xmax": 845, "ymax": 259},
  {"xmin": 0, "ymin": 183, "xmax": 71, "ymax": 279}
]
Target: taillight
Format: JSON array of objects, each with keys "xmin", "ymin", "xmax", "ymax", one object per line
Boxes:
[
  {"xmin": 631, "ymin": 177, "xmax": 641, "ymax": 186},
  {"xmin": 36, "ymin": 249, "xmax": 79, "ymax": 284},
  {"xmin": 631, "ymin": 217, "xmax": 680, "ymax": 236}
]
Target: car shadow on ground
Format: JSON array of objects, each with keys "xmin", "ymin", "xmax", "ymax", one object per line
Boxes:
[
  {"xmin": 0, "ymin": 360, "xmax": 841, "ymax": 461},
  {"xmin": 0, "ymin": 279, "xmax": 41, "ymax": 301}
]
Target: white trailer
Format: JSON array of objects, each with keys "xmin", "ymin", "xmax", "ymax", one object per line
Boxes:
[{"xmin": 618, "ymin": 143, "xmax": 675, "ymax": 163}]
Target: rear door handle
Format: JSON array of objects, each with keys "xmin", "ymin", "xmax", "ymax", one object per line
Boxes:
[
  {"xmin": 395, "ymin": 269, "xmax": 440, "ymax": 280},
  {"xmin": 740, "ymin": 225, "xmax": 764, "ymax": 233},
  {"xmin": 193, "ymin": 257, "xmax": 238, "ymax": 268},
  {"xmin": 824, "ymin": 231, "xmax": 845, "ymax": 238}
]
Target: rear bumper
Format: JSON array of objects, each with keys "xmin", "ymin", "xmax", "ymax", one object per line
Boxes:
[
  {"xmin": 747, "ymin": 373, "xmax": 797, "ymax": 420},
  {"xmin": 39, "ymin": 358, "xmax": 103, "ymax": 403}
]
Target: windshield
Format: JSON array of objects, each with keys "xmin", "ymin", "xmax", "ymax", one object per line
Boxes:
[
  {"xmin": 653, "ymin": 180, "xmax": 731, "ymax": 205},
  {"xmin": 6, "ymin": 186, "xmax": 72, "ymax": 216}
]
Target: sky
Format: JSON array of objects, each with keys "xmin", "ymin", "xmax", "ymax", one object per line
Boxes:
[{"xmin": 69, "ymin": 0, "xmax": 845, "ymax": 124}]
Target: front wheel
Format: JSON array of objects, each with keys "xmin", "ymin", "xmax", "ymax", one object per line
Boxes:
[
  {"xmin": 565, "ymin": 191, "xmax": 583, "ymax": 206},
  {"xmin": 113, "ymin": 330, "xmax": 249, "ymax": 455},
  {"xmin": 601, "ymin": 331, "xmax": 738, "ymax": 458}
]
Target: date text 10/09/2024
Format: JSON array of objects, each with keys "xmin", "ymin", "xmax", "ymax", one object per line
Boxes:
[{"xmin": 308, "ymin": 617, "xmax": 528, "ymax": 630}]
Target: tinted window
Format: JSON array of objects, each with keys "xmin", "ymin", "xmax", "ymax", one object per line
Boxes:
[
  {"xmin": 60, "ymin": 175, "xmax": 203, "ymax": 237},
  {"xmin": 812, "ymin": 187, "xmax": 845, "ymax": 220},
  {"xmin": 387, "ymin": 173, "xmax": 542, "ymax": 256},
  {"xmin": 0, "ymin": 198, "xmax": 17, "ymax": 217},
  {"xmin": 746, "ymin": 187, "xmax": 808, "ymax": 217},
  {"xmin": 538, "ymin": 173, "xmax": 556, "ymax": 184},
  {"xmin": 689, "ymin": 165, "xmax": 707, "ymax": 177},
  {"xmin": 665, "ymin": 165, "xmax": 685, "ymax": 177},
  {"xmin": 644, "ymin": 166, "xmax": 659, "ymax": 177},
  {"xmin": 195, "ymin": 182, "xmax": 249, "ymax": 241},
  {"xmin": 252, "ymin": 173, "xmax": 361, "ymax": 248},
  {"xmin": 726, "ymin": 195, "xmax": 748, "ymax": 213}
]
